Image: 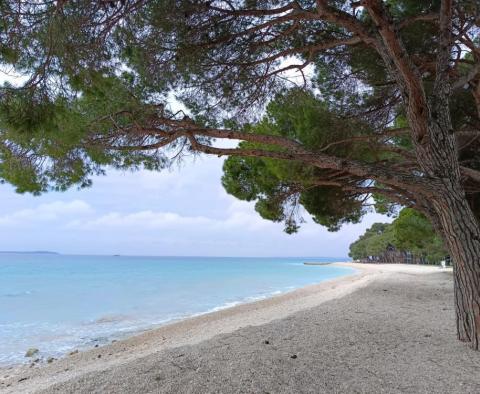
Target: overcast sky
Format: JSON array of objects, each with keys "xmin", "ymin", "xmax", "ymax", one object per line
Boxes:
[{"xmin": 0, "ymin": 151, "xmax": 392, "ymax": 257}]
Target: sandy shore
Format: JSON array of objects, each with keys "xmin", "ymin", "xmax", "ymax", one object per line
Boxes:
[{"xmin": 2, "ymin": 263, "xmax": 480, "ymax": 393}]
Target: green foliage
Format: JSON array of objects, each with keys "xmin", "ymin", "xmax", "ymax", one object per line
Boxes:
[
  {"xmin": 0, "ymin": 70, "xmax": 167, "ymax": 193},
  {"xmin": 349, "ymin": 223, "xmax": 395, "ymax": 260},
  {"xmin": 259, "ymin": 89, "xmax": 372, "ymax": 157},
  {"xmin": 300, "ymin": 187, "xmax": 364, "ymax": 231},
  {"xmin": 222, "ymin": 90, "xmax": 371, "ymax": 232},
  {"xmin": 393, "ymin": 208, "xmax": 447, "ymax": 262},
  {"xmin": 349, "ymin": 208, "xmax": 447, "ymax": 263}
]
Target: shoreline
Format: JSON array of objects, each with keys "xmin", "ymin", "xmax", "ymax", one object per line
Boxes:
[
  {"xmin": 0, "ymin": 257, "xmax": 353, "ymax": 367},
  {"xmin": 1, "ymin": 262, "xmax": 357, "ymax": 368},
  {"xmin": 1, "ymin": 263, "xmax": 451, "ymax": 393}
]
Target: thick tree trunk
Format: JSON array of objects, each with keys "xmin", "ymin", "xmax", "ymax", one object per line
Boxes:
[
  {"xmin": 415, "ymin": 90, "xmax": 480, "ymax": 348},
  {"xmin": 420, "ymin": 198, "xmax": 475, "ymax": 343},
  {"xmin": 430, "ymin": 186, "xmax": 480, "ymax": 349},
  {"xmin": 422, "ymin": 205, "xmax": 472, "ymax": 342},
  {"xmin": 453, "ymin": 263, "xmax": 472, "ymax": 342}
]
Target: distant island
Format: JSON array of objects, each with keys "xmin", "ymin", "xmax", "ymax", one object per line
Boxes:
[{"xmin": 0, "ymin": 251, "xmax": 59, "ymax": 255}]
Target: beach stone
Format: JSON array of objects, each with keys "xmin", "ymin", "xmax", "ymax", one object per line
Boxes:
[
  {"xmin": 24, "ymin": 348, "xmax": 39, "ymax": 358},
  {"xmin": 47, "ymin": 357, "xmax": 55, "ymax": 363}
]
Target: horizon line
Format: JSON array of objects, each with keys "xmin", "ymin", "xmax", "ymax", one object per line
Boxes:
[{"xmin": 0, "ymin": 251, "xmax": 350, "ymax": 259}]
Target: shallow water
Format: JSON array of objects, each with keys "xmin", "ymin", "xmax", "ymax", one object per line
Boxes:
[{"xmin": 0, "ymin": 254, "xmax": 354, "ymax": 364}]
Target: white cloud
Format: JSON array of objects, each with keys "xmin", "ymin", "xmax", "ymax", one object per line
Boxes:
[
  {"xmin": 66, "ymin": 197, "xmax": 274, "ymax": 233},
  {"xmin": 0, "ymin": 200, "xmax": 92, "ymax": 226},
  {"xmin": 67, "ymin": 210, "xmax": 210, "ymax": 229}
]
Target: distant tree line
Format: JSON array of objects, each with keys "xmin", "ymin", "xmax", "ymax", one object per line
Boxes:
[{"xmin": 349, "ymin": 208, "xmax": 447, "ymax": 264}]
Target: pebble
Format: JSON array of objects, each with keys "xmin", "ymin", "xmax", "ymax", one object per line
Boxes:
[{"xmin": 25, "ymin": 348, "xmax": 39, "ymax": 358}]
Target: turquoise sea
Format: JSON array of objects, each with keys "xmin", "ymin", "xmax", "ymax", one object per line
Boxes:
[{"xmin": 0, "ymin": 254, "xmax": 354, "ymax": 365}]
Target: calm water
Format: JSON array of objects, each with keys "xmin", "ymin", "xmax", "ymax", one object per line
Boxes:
[{"xmin": 0, "ymin": 254, "xmax": 354, "ymax": 365}]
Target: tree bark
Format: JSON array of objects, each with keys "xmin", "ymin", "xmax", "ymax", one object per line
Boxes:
[
  {"xmin": 422, "ymin": 102, "xmax": 480, "ymax": 348},
  {"xmin": 419, "ymin": 197, "xmax": 475, "ymax": 343},
  {"xmin": 430, "ymin": 188, "xmax": 480, "ymax": 349},
  {"xmin": 453, "ymin": 263, "xmax": 473, "ymax": 342}
]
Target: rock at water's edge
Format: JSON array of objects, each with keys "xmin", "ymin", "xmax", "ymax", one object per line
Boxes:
[{"xmin": 25, "ymin": 348, "xmax": 39, "ymax": 358}]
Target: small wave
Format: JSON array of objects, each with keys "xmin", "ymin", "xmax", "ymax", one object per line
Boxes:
[
  {"xmin": 194, "ymin": 289, "xmax": 291, "ymax": 317},
  {"xmin": 205, "ymin": 301, "xmax": 243, "ymax": 314},
  {"xmin": 89, "ymin": 314, "xmax": 132, "ymax": 325}
]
